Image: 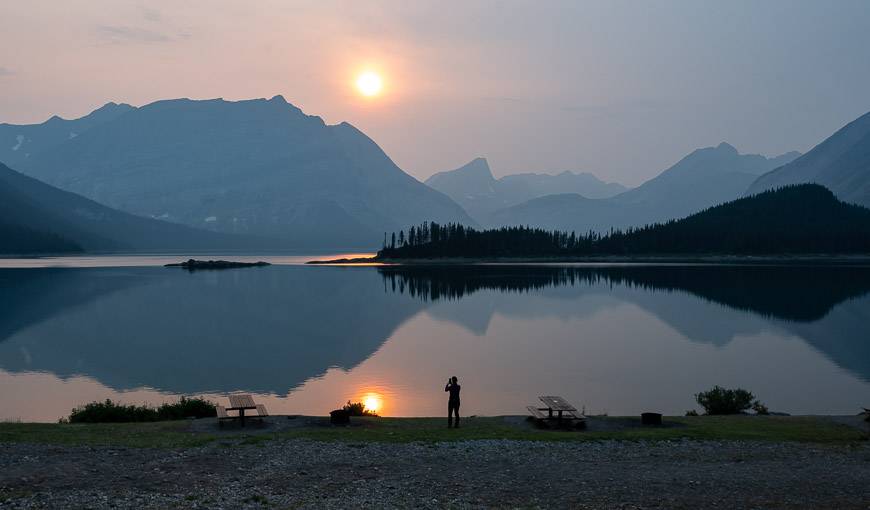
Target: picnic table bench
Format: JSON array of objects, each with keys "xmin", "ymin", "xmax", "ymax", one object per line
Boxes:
[
  {"xmin": 216, "ymin": 405, "xmax": 232, "ymax": 421},
  {"xmin": 217, "ymin": 394, "xmax": 268, "ymax": 427},
  {"xmin": 528, "ymin": 395, "xmax": 585, "ymax": 427}
]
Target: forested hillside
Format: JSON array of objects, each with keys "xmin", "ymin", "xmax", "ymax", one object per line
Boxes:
[{"xmin": 377, "ymin": 184, "xmax": 870, "ymax": 258}]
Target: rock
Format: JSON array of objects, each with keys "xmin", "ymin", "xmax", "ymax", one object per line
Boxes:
[
  {"xmin": 164, "ymin": 259, "xmax": 271, "ymax": 270},
  {"xmin": 641, "ymin": 412, "xmax": 663, "ymax": 426},
  {"xmin": 2, "ymin": 437, "xmax": 869, "ymax": 508},
  {"xmin": 329, "ymin": 409, "xmax": 350, "ymax": 425}
]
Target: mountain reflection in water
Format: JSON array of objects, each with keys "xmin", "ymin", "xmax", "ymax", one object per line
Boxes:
[
  {"xmin": 379, "ymin": 265, "xmax": 869, "ymax": 322},
  {"xmin": 0, "ymin": 264, "xmax": 868, "ymax": 420},
  {"xmin": 380, "ymin": 265, "xmax": 870, "ymax": 380}
]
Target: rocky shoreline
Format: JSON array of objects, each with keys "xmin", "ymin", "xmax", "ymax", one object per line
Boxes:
[{"xmin": 2, "ymin": 436, "xmax": 869, "ymax": 509}]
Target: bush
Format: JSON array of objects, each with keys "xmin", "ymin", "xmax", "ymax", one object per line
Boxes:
[
  {"xmin": 341, "ymin": 401, "xmax": 377, "ymax": 417},
  {"xmin": 69, "ymin": 397, "xmax": 216, "ymax": 423},
  {"xmin": 685, "ymin": 410, "xmax": 699, "ymax": 417},
  {"xmin": 752, "ymin": 401, "xmax": 770, "ymax": 415},
  {"xmin": 695, "ymin": 386, "xmax": 757, "ymax": 415},
  {"xmin": 69, "ymin": 400, "xmax": 158, "ymax": 423},
  {"xmin": 156, "ymin": 397, "xmax": 217, "ymax": 420}
]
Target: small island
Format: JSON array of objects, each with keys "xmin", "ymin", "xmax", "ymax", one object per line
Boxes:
[{"xmin": 165, "ymin": 259, "xmax": 271, "ymax": 270}]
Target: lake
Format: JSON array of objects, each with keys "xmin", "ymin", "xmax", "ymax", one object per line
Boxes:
[{"xmin": 1, "ymin": 260, "xmax": 868, "ymax": 421}]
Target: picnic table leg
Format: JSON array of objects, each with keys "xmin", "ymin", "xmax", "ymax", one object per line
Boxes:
[{"xmin": 240, "ymin": 409, "xmax": 245, "ymax": 427}]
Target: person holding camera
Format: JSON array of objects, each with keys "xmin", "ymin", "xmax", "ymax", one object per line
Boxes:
[{"xmin": 445, "ymin": 376, "xmax": 461, "ymax": 428}]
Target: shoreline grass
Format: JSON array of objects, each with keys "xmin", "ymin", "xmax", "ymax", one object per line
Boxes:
[
  {"xmin": 271, "ymin": 416, "xmax": 869, "ymax": 444},
  {"xmin": 0, "ymin": 421, "xmax": 217, "ymax": 448},
  {"xmin": 1, "ymin": 415, "xmax": 866, "ymax": 449}
]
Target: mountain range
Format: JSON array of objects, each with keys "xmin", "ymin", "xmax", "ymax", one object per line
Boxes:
[
  {"xmin": 4, "ymin": 96, "xmax": 472, "ymax": 249},
  {"xmin": 425, "ymin": 157, "xmax": 627, "ymax": 222},
  {"xmin": 0, "ymin": 102, "xmax": 135, "ymax": 169},
  {"xmin": 484, "ymin": 109, "xmax": 870, "ymax": 236},
  {"xmin": 747, "ymin": 110, "xmax": 870, "ymax": 207},
  {"xmin": 378, "ymin": 184, "xmax": 870, "ymax": 258},
  {"xmin": 590, "ymin": 183, "xmax": 870, "ymax": 254},
  {"xmin": 4, "ymin": 94, "xmax": 869, "ymax": 253},
  {"xmin": 488, "ymin": 142, "xmax": 800, "ymax": 232},
  {"xmin": 0, "ymin": 161, "xmax": 256, "ymax": 254}
]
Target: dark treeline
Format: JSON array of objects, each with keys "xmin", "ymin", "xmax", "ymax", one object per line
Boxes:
[
  {"xmin": 378, "ymin": 265, "xmax": 870, "ymax": 322},
  {"xmin": 377, "ymin": 184, "xmax": 870, "ymax": 258},
  {"xmin": 380, "ymin": 222, "xmax": 581, "ymax": 258},
  {"xmin": 380, "ymin": 265, "xmax": 606, "ymax": 302}
]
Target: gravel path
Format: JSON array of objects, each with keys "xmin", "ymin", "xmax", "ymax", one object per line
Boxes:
[{"xmin": 1, "ymin": 439, "xmax": 869, "ymax": 509}]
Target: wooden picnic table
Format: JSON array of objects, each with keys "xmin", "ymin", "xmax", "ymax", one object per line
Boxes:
[
  {"xmin": 538, "ymin": 395, "xmax": 577, "ymax": 421},
  {"xmin": 227, "ymin": 394, "xmax": 257, "ymax": 427}
]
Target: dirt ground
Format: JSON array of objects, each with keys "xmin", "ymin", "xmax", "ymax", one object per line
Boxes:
[{"xmin": 1, "ymin": 420, "xmax": 869, "ymax": 509}]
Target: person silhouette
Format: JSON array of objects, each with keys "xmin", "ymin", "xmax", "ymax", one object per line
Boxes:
[{"xmin": 445, "ymin": 376, "xmax": 461, "ymax": 428}]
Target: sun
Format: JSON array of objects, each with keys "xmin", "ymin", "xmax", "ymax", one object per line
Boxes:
[
  {"xmin": 356, "ymin": 71, "xmax": 383, "ymax": 97},
  {"xmin": 363, "ymin": 394, "xmax": 382, "ymax": 414}
]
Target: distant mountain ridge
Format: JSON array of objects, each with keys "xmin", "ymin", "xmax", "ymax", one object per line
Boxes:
[
  {"xmin": 0, "ymin": 102, "xmax": 134, "ymax": 168},
  {"xmin": 378, "ymin": 184, "xmax": 870, "ymax": 259},
  {"xmin": 8, "ymin": 96, "xmax": 473, "ymax": 249},
  {"xmin": 425, "ymin": 157, "xmax": 627, "ymax": 222},
  {"xmin": 489, "ymin": 142, "xmax": 801, "ymax": 233},
  {"xmin": 747, "ymin": 111, "xmax": 870, "ymax": 207},
  {"xmin": 0, "ymin": 162, "xmax": 259, "ymax": 254},
  {"xmin": 594, "ymin": 184, "xmax": 870, "ymax": 254}
]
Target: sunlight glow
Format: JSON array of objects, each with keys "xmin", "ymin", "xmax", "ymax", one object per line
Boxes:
[
  {"xmin": 355, "ymin": 71, "xmax": 383, "ymax": 97},
  {"xmin": 363, "ymin": 394, "xmax": 382, "ymax": 413}
]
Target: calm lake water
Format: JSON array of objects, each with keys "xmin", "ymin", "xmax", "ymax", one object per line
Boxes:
[{"xmin": 1, "ymin": 261, "xmax": 868, "ymax": 421}]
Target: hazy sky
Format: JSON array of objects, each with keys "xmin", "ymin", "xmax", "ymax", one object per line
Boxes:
[{"xmin": 2, "ymin": 0, "xmax": 870, "ymax": 185}]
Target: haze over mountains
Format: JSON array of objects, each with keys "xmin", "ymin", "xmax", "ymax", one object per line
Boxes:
[
  {"xmin": 6, "ymin": 96, "xmax": 472, "ymax": 249},
  {"xmin": 0, "ymin": 162, "xmax": 255, "ymax": 254},
  {"xmin": 595, "ymin": 184, "xmax": 870, "ymax": 254},
  {"xmin": 4, "ymin": 93, "xmax": 869, "ymax": 254},
  {"xmin": 747, "ymin": 110, "xmax": 870, "ymax": 207},
  {"xmin": 0, "ymin": 103, "xmax": 134, "ymax": 168},
  {"xmin": 425, "ymin": 157, "xmax": 627, "ymax": 222},
  {"xmin": 488, "ymin": 142, "xmax": 800, "ymax": 233},
  {"xmin": 379, "ymin": 184, "xmax": 870, "ymax": 259}
]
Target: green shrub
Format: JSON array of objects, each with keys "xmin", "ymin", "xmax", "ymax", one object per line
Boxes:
[
  {"xmin": 695, "ymin": 386, "xmax": 757, "ymax": 415},
  {"xmin": 156, "ymin": 397, "xmax": 217, "ymax": 420},
  {"xmin": 69, "ymin": 397, "xmax": 216, "ymax": 423},
  {"xmin": 69, "ymin": 400, "xmax": 157, "ymax": 423},
  {"xmin": 752, "ymin": 401, "xmax": 770, "ymax": 415},
  {"xmin": 341, "ymin": 401, "xmax": 377, "ymax": 417}
]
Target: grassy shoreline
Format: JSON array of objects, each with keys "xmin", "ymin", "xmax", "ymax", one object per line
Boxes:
[{"xmin": 1, "ymin": 415, "xmax": 866, "ymax": 449}]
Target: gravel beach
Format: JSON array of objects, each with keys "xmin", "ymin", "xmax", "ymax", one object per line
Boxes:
[{"xmin": 2, "ymin": 435, "xmax": 869, "ymax": 509}]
